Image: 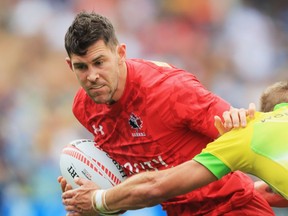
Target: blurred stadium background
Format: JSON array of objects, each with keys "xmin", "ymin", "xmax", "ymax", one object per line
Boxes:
[{"xmin": 0, "ymin": 0, "xmax": 287, "ymax": 215}]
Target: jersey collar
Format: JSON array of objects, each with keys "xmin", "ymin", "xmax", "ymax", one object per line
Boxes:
[{"xmin": 273, "ymin": 102, "xmax": 288, "ymax": 111}]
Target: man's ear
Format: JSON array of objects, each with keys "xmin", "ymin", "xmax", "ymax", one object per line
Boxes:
[
  {"xmin": 117, "ymin": 44, "xmax": 126, "ymax": 64},
  {"xmin": 65, "ymin": 57, "xmax": 73, "ymax": 71}
]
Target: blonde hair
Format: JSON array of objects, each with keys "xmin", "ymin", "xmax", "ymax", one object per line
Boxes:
[{"xmin": 260, "ymin": 81, "xmax": 288, "ymax": 112}]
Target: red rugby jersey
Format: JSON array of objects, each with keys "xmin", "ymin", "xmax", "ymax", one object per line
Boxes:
[{"xmin": 72, "ymin": 59, "xmax": 268, "ymax": 215}]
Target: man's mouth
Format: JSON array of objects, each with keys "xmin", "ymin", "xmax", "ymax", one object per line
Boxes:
[
  {"xmin": 89, "ymin": 84, "xmax": 105, "ymax": 90},
  {"xmin": 88, "ymin": 84, "xmax": 105, "ymax": 91}
]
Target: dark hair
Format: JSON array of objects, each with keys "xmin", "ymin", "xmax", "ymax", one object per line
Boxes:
[
  {"xmin": 65, "ymin": 11, "xmax": 119, "ymax": 57},
  {"xmin": 260, "ymin": 81, "xmax": 288, "ymax": 112}
]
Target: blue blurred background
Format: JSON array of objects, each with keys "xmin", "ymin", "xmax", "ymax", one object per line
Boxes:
[{"xmin": 0, "ymin": 0, "xmax": 288, "ymax": 215}]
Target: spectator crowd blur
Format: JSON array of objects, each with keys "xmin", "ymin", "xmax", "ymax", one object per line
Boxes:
[{"xmin": 0, "ymin": 0, "xmax": 287, "ymax": 215}]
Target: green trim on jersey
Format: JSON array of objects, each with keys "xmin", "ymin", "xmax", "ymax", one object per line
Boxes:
[
  {"xmin": 194, "ymin": 106, "xmax": 288, "ymax": 199},
  {"xmin": 273, "ymin": 102, "xmax": 288, "ymax": 111},
  {"xmin": 194, "ymin": 152, "xmax": 231, "ymax": 179}
]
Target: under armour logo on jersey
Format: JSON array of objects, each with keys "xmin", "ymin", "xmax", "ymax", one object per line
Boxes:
[{"xmin": 92, "ymin": 124, "xmax": 104, "ymax": 135}]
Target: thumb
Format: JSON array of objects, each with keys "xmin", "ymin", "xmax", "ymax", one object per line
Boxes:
[{"xmin": 214, "ymin": 115, "xmax": 226, "ymax": 136}]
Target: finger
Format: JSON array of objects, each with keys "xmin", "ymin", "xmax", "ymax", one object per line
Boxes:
[
  {"xmin": 74, "ymin": 177, "xmax": 83, "ymax": 186},
  {"xmin": 74, "ymin": 177, "xmax": 90, "ymax": 187},
  {"xmin": 57, "ymin": 176, "xmax": 63, "ymax": 183},
  {"xmin": 66, "ymin": 211, "xmax": 82, "ymax": 216},
  {"xmin": 238, "ymin": 108, "xmax": 247, "ymax": 127},
  {"xmin": 64, "ymin": 201, "xmax": 88, "ymax": 215},
  {"xmin": 214, "ymin": 115, "xmax": 226, "ymax": 136},
  {"xmin": 229, "ymin": 108, "xmax": 243, "ymax": 128},
  {"xmin": 65, "ymin": 204, "xmax": 79, "ymax": 212},
  {"xmin": 65, "ymin": 183, "xmax": 73, "ymax": 192},
  {"xmin": 63, "ymin": 189, "xmax": 75, "ymax": 199},
  {"xmin": 222, "ymin": 110, "xmax": 233, "ymax": 129},
  {"xmin": 59, "ymin": 178, "xmax": 68, "ymax": 193},
  {"xmin": 66, "ymin": 213, "xmax": 76, "ymax": 216},
  {"xmin": 247, "ymin": 102, "xmax": 256, "ymax": 118},
  {"xmin": 254, "ymin": 181, "xmax": 273, "ymax": 193}
]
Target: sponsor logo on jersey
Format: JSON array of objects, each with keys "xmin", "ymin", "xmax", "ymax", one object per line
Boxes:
[
  {"xmin": 129, "ymin": 113, "xmax": 146, "ymax": 137},
  {"xmin": 261, "ymin": 111, "xmax": 288, "ymax": 123},
  {"xmin": 123, "ymin": 155, "xmax": 169, "ymax": 174}
]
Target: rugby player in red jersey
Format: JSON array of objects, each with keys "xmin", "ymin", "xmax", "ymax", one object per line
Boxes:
[{"xmin": 59, "ymin": 11, "xmax": 274, "ymax": 216}]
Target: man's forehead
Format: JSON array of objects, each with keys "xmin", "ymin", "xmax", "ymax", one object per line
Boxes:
[{"xmin": 70, "ymin": 43, "xmax": 110, "ymax": 63}]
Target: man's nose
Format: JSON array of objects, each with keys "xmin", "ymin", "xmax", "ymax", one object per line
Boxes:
[{"xmin": 87, "ymin": 69, "xmax": 99, "ymax": 82}]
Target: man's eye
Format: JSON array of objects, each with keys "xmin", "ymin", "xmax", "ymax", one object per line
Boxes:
[
  {"xmin": 94, "ymin": 60, "xmax": 103, "ymax": 66},
  {"xmin": 75, "ymin": 64, "xmax": 87, "ymax": 70}
]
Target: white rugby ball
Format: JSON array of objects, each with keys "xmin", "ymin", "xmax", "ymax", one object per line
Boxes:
[{"xmin": 60, "ymin": 139, "xmax": 127, "ymax": 189}]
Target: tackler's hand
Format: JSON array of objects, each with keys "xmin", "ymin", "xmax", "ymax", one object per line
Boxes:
[
  {"xmin": 215, "ymin": 103, "xmax": 256, "ymax": 136},
  {"xmin": 255, "ymin": 181, "xmax": 288, "ymax": 207}
]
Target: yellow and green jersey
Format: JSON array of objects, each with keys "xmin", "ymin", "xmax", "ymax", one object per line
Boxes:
[{"xmin": 194, "ymin": 103, "xmax": 288, "ymax": 199}]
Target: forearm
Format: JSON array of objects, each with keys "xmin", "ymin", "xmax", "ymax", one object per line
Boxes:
[
  {"xmin": 105, "ymin": 171, "xmax": 165, "ymax": 210},
  {"xmin": 103, "ymin": 160, "xmax": 217, "ymax": 211}
]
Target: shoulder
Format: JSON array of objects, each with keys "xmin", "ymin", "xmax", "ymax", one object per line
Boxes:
[
  {"xmin": 126, "ymin": 58, "xmax": 201, "ymax": 88},
  {"xmin": 126, "ymin": 58, "xmax": 176, "ymax": 69},
  {"xmin": 126, "ymin": 58, "xmax": 181, "ymax": 77}
]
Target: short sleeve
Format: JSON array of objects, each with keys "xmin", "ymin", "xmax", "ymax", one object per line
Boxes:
[{"xmin": 194, "ymin": 152, "xmax": 231, "ymax": 179}]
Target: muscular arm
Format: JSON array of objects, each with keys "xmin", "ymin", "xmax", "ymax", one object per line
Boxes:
[
  {"xmin": 105, "ymin": 160, "xmax": 217, "ymax": 211},
  {"xmin": 62, "ymin": 160, "xmax": 217, "ymax": 215}
]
